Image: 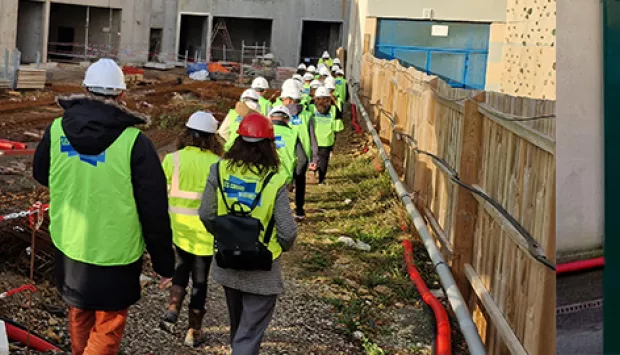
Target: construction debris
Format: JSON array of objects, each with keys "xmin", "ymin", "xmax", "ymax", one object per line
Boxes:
[{"xmin": 15, "ymin": 68, "xmax": 46, "ymax": 90}]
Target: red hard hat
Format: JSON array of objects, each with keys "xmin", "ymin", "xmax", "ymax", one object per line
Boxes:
[{"xmin": 237, "ymin": 113, "xmax": 275, "ymax": 140}]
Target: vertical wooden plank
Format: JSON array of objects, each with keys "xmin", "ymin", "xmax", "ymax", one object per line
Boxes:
[{"xmin": 451, "ymin": 92, "xmax": 485, "ymax": 300}]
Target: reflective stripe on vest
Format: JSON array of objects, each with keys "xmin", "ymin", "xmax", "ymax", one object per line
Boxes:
[
  {"xmin": 169, "ymin": 151, "xmax": 202, "ymax": 200},
  {"xmin": 49, "ymin": 118, "xmax": 144, "ymax": 266},
  {"xmin": 169, "ymin": 206, "xmax": 199, "ymax": 216},
  {"xmin": 164, "ymin": 147, "xmax": 219, "ymax": 256}
]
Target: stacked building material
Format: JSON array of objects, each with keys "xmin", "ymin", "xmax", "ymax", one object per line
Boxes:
[{"xmin": 15, "ymin": 68, "xmax": 46, "ymax": 89}]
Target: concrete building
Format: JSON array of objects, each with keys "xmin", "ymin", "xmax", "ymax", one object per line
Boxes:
[
  {"xmin": 0, "ymin": 0, "xmax": 351, "ymax": 67},
  {"xmin": 486, "ymin": 0, "xmax": 556, "ymax": 100},
  {"xmin": 346, "ymin": 0, "xmax": 507, "ymax": 89},
  {"xmin": 557, "ymin": 0, "xmax": 602, "ymax": 257}
]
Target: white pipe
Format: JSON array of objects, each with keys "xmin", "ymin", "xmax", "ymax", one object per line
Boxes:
[{"xmin": 349, "ymin": 83, "xmax": 487, "ymax": 355}]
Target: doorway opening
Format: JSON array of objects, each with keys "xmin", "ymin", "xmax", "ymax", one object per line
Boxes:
[
  {"xmin": 210, "ymin": 17, "xmax": 272, "ymax": 62},
  {"xmin": 149, "ymin": 28, "xmax": 163, "ymax": 61},
  {"xmin": 300, "ymin": 21, "xmax": 342, "ymax": 65},
  {"xmin": 178, "ymin": 14, "xmax": 209, "ymax": 62}
]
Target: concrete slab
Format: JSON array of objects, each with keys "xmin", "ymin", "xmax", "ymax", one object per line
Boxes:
[{"xmin": 557, "ymin": 270, "xmax": 604, "ymax": 354}]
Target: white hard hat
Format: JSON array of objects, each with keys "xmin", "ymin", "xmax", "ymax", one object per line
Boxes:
[
  {"xmin": 268, "ymin": 105, "xmax": 291, "ymax": 119},
  {"xmin": 319, "ymin": 67, "xmax": 331, "ymax": 77},
  {"xmin": 241, "ymin": 88, "xmax": 260, "ymax": 101},
  {"xmin": 298, "ymin": 63, "xmax": 307, "ymax": 70},
  {"xmin": 324, "ymin": 81, "xmax": 336, "ymax": 90},
  {"xmin": 322, "ymin": 51, "xmax": 330, "ymax": 59},
  {"xmin": 186, "ymin": 111, "xmax": 218, "ymax": 134},
  {"xmin": 292, "ymin": 74, "xmax": 303, "ymax": 83},
  {"xmin": 251, "ymin": 76, "xmax": 269, "ymax": 90},
  {"xmin": 333, "ymin": 58, "xmax": 341, "ymax": 65},
  {"xmin": 306, "ymin": 65, "xmax": 316, "ymax": 73},
  {"xmin": 331, "ymin": 65, "xmax": 340, "ymax": 72},
  {"xmin": 303, "ymin": 73, "xmax": 314, "ymax": 81},
  {"xmin": 83, "ymin": 58, "xmax": 126, "ymax": 95},
  {"xmin": 281, "ymin": 79, "xmax": 299, "ymax": 91},
  {"xmin": 310, "ymin": 80, "xmax": 322, "ymax": 89},
  {"xmin": 324, "ymin": 76, "xmax": 336, "ymax": 86},
  {"xmin": 314, "ymin": 87, "xmax": 331, "ymax": 98},
  {"xmin": 280, "ymin": 87, "xmax": 302, "ymax": 100},
  {"xmin": 336, "ymin": 69, "xmax": 345, "ymax": 76},
  {"xmin": 317, "ymin": 63, "xmax": 327, "ymax": 71}
]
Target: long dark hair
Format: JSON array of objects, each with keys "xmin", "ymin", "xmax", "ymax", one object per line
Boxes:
[
  {"xmin": 223, "ymin": 138, "xmax": 280, "ymax": 176},
  {"xmin": 176, "ymin": 130, "xmax": 224, "ymax": 156}
]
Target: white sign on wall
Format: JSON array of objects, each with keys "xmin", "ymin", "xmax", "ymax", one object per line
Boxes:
[{"xmin": 432, "ymin": 25, "xmax": 449, "ymax": 37}]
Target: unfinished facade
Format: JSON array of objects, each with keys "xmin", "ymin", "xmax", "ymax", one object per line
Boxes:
[{"xmin": 1, "ymin": 0, "xmax": 351, "ymax": 67}]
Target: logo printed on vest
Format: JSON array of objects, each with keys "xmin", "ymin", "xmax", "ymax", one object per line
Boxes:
[
  {"xmin": 314, "ymin": 112, "xmax": 333, "ymax": 124},
  {"xmin": 291, "ymin": 115, "xmax": 302, "ymax": 126},
  {"xmin": 234, "ymin": 115, "xmax": 243, "ymax": 123},
  {"xmin": 275, "ymin": 136, "xmax": 285, "ymax": 149},
  {"xmin": 223, "ymin": 175, "xmax": 262, "ymax": 207},
  {"xmin": 336, "ymin": 79, "xmax": 343, "ymax": 85},
  {"xmin": 60, "ymin": 136, "xmax": 106, "ymax": 167}
]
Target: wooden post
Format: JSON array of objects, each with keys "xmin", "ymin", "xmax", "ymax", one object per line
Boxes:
[{"xmin": 451, "ymin": 91, "xmax": 485, "ymax": 301}]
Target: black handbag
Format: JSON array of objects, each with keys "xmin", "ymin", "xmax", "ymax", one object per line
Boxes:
[{"xmin": 212, "ymin": 162, "xmax": 276, "ymax": 271}]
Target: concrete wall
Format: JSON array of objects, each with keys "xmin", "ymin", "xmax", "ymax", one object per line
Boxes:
[
  {"xmin": 0, "ymin": 0, "xmax": 18, "ymax": 65},
  {"xmin": 556, "ymin": 0, "xmax": 603, "ymax": 255},
  {"xmin": 16, "ymin": 0, "xmax": 43, "ymax": 63},
  {"xmin": 367, "ymin": 0, "xmax": 506, "ymax": 22},
  {"xmin": 487, "ymin": 0, "xmax": 556, "ymax": 100},
  {"xmin": 159, "ymin": 0, "xmax": 350, "ymax": 66},
  {"xmin": 119, "ymin": 0, "xmax": 152, "ymax": 63},
  {"xmin": 347, "ymin": 0, "xmax": 506, "ymax": 83},
  {"xmin": 88, "ymin": 7, "xmax": 121, "ymax": 56}
]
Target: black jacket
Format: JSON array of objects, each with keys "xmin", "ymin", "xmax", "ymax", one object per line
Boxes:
[{"xmin": 33, "ymin": 95, "xmax": 175, "ymax": 311}]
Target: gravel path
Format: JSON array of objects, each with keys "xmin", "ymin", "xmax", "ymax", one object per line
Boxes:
[{"xmin": 120, "ymin": 274, "xmax": 361, "ymax": 355}]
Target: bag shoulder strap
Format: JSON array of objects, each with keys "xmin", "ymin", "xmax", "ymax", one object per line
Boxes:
[
  {"xmin": 217, "ymin": 161, "xmax": 276, "ymax": 214},
  {"xmin": 263, "ymin": 215, "xmax": 275, "ymax": 245}
]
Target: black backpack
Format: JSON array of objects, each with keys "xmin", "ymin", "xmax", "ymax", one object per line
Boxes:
[{"xmin": 212, "ymin": 162, "xmax": 276, "ymax": 271}]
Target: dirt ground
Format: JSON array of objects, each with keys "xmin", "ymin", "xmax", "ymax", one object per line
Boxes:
[{"xmin": 0, "ymin": 66, "xmax": 464, "ymax": 354}]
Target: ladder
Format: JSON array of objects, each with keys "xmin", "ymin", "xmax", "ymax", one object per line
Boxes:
[{"xmin": 210, "ymin": 19, "xmax": 236, "ymax": 62}]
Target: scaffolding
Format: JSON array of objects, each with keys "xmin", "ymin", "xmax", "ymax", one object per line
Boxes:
[{"xmin": 210, "ymin": 19, "xmax": 236, "ymax": 62}]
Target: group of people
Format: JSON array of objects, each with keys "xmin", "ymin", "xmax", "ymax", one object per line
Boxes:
[{"xmin": 31, "ymin": 51, "xmax": 348, "ymax": 355}]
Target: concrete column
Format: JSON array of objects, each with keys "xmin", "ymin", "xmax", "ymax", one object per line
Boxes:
[{"xmin": 41, "ymin": 0, "xmax": 50, "ymax": 63}]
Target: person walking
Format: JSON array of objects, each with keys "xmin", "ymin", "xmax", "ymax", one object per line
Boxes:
[
  {"xmin": 267, "ymin": 105, "xmax": 304, "ymax": 185},
  {"xmin": 198, "ymin": 113, "xmax": 297, "ymax": 355},
  {"xmin": 310, "ymin": 87, "xmax": 344, "ymax": 185},
  {"xmin": 318, "ymin": 51, "xmax": 334, "ymax": 68},
  {"xmin": 159, "ymin": 111, "xmax": 223, "ymax": 347},
  {"xmin": 279, "ymin": 87, "xmax": 319, "ymax": 220},
  {"xmin": 251, "ymin": 77, "xmax": 272, "ymax": 116},
  {"xmin": 219, "ymin": 89, "xmax": 261, "ymax": 151},
  {"xmin": 32, "ymin": 58, "xmax": 175, "ymax": 355}
]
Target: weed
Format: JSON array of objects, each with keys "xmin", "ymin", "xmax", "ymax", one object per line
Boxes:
[{"xmin": 303, "ymin": 251, "xmax": 332, "ymax": 272}]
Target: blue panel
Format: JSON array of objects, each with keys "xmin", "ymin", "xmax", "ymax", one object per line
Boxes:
[{"xmin": 375, "ymin": 19, "xmax": 490, "ymax": 89}]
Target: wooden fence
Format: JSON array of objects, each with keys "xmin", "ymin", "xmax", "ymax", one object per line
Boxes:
[{"xmin": 358, "ymin": 54, "xmax": 555, "ymax": 355}]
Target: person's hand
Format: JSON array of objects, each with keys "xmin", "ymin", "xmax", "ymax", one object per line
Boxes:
[
  {"xmin": 309, "ymin": 163, "xmax": 318, "ymax": 171},
  {"xmin": 159, "ymin": 277, "xmax": 172, "ymax": 290}
]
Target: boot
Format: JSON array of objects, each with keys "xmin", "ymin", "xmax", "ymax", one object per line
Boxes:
[
  {"xmin": 159, "ymin": 285, "xmax": 185, "ymax": 332},
  {"xmin": 184, "ymin": 309, "xmax": 206, "ymax": 347}
]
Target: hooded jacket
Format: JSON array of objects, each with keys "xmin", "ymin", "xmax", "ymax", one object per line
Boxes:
[{"xmin": 33, "ymin": 95, "xmax": 175, "ymax": 311}]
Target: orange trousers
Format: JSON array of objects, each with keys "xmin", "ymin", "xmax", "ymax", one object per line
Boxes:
[{"xmin": 68, "ymin": 307, "xmax": 128, "ymax": 355}]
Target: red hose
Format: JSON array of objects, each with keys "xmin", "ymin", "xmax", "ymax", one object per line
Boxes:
[
  {"xmin": 0, "ymin": 139, "xmax": 27, "ymax": 150},
  {"xmin": 351, "ymin": 103, "xmax": 362, "ymax": 134},
  {"xmin": 556, "ymin": 256, "xmax": 604, "ymax": 275},
  {"xmin": 0, "ymin": 149, "xmax": 35, "ymax": 156},
  {"xmin": 4, "ymin": 323, "xmax": 62, "ymax": 352},
  {"xmin": 403, "ymin": 239, "xmax": 452, "ymax": 355}
]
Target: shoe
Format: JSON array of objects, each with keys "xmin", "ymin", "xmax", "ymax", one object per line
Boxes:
[
  {"xmin": 294, "ymin": 214, "xmax": 305, "ymax": 221},
  {"xmin": 159, "ymin": 285, "xmax": 185, "ymax": 333},
  {"xmin": 184, "ymin": 309, "xmax": 206, "ymax": 347}
]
